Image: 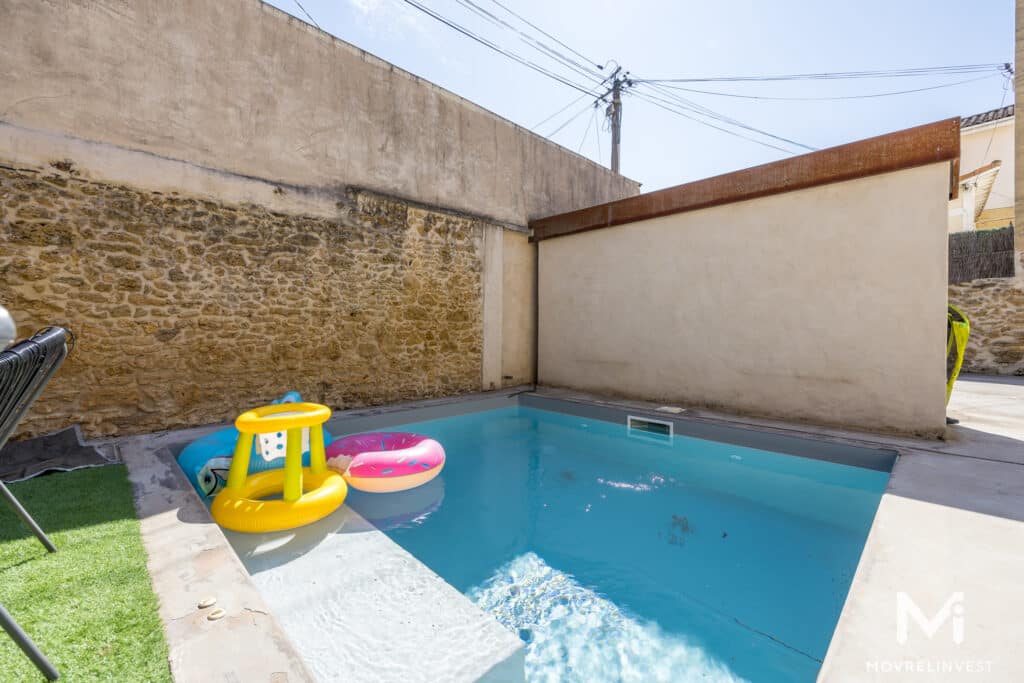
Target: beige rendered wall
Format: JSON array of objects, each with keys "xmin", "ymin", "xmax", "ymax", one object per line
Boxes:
[
  {"xmin": 0, "ymin": 0, "xmax": 638, "ymax": 228},
  {"xmin": 538, "ymin": 164, "xmax": 951, "ymax": 435},
  {"xmin": 501, "ymin": 232, "xmax": 537, "ymax": 386},
  {"xmin": 961, "ymin": 121, "xmax": 1015, "ymax": 212}
]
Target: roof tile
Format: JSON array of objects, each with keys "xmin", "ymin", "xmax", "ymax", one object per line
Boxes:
[{"xmin": 961, "ymin": 105, "xmax": 1014, "ymax": 128}]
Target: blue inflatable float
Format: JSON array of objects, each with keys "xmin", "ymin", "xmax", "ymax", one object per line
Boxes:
[{"xmin": 177, "ymin": 392, "xmax": 334, "ymax": 500}]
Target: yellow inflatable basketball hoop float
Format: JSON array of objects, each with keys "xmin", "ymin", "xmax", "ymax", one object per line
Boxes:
[{"xmin": 211, "ymin": 402, "xmax": 347, "ymax": 533}]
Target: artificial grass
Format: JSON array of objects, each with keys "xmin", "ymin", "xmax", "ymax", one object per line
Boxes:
[{"xmin": 0, "ymin": 465, "xmax": 170, "ymax": 682}]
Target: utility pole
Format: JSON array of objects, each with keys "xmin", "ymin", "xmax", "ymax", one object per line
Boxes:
[
  {"xmin": 610, "ymin": 75, "xmax": 618, "ymax": 174},
  {"xmin": 600, "ymin": 67, "xmax": 630, "ymax": 174}
]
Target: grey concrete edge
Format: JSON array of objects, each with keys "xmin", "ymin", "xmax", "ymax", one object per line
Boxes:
[{"xmin": 121, "ymin": 433, "xmax": 316, "ymax": 683}]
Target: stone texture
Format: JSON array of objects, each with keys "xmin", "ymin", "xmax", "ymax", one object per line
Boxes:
[
  {"xmin": 949, "ymin": 278, "xmax": 1024, "ymax": 375},
  {"xmin": 1, "ymin": 166, "xmax": 486, "ymax": 437}
]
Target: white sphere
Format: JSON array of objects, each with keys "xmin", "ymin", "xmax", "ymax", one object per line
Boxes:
[{"xmin": 0, "ymin": 305, "xmax": 16, "ymax": 350}]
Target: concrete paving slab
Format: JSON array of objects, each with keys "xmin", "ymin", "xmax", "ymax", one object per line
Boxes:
[
  {"xmin": 121, "ymin": 434, "xmax": 315, "ymax": 683},
  {"xmin": 820, "ymin": 453, "xmax": 1024, "ymax": 680}
]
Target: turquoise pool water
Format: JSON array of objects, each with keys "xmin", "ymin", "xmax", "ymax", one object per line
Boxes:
[{"xmin": 344, "ymin": 406, "xmax": 889, "ymax": 683}]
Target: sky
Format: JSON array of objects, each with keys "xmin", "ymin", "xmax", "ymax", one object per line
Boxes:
[{"xmin": 266, "ymin": 0, "xmax": 1014, "ymax": 191}]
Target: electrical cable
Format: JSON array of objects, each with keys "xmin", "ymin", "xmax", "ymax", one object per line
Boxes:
[
  {"xmin": 398, "ymin": 0, "xmax": 597, "ymax": 95},
  {"xmin": 652, "ymin": 73, "xmax": 1001, "ymax": 101},
  {"xmin": 577, "ymin": 106, "xmax": 597, "ymax": 153},
  {"xmin": 292, "ymin": 0, "xmax": 322, "ymax": 30},
  {"xmin": 453, "ymin": 0, "xmax": 604, "ymax": 84},
  {"xmin": 628, "ymin": 88, "xmax": 798, "ymax": 155},
  {"xmin": 981, "ymin": 76, "xmax": 1013, "ymax": 162},
  {"xmin": 530, "ymin": 74, "xmax": 613, "ymax": 130},
  {"xmin": 545, "ymin": 96, "xmax": 599, "ymax": 137},
  {"xmin": 634, "ymin": 82, "xmax": 815, "ymax": 152},
  {"xmin": 482, "ymin": 0, "xmax": 603, "ymax": 71},
  {"xmin": 638, "ymin": 63, "xmax": 1009, "ymax": 84}
]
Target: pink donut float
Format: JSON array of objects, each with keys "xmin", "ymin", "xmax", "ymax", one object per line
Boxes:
[{"xmin": 325, "ymin": 432, "xmax": 445, "ymax": 493}]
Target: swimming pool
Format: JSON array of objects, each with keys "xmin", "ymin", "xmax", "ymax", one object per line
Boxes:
[{"xmin": 334, "ymin": 405, "xmax": 889, "ymax": 682}]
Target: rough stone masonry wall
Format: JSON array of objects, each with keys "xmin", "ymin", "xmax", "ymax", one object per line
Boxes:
[
  {"xmin": 949, "ymin": 278, "xmax": 1024, "ymax": 375},
  {"xmin": 1, "ymin": 165, "xmax": 487, "ymax": 438}
]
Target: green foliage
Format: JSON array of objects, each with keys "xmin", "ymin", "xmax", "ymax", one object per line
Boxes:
[{"xmin": 0, "ymin": 466, "xmax": 170, "ymax": 682}]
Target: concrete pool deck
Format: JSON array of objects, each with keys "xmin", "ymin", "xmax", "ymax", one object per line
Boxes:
[{"xmin": 119, "ymin": 377, "xmax": 1023, "ymax": 681}]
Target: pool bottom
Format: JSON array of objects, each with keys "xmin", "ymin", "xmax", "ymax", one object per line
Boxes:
[{"xmin": 470, "ymin": 552, "xmax": 750, "ymax": 683}]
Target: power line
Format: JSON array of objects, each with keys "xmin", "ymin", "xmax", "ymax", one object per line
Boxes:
[
  {"xmin": 482, "ymin": 0, "xmax": 604, "ymax": 71},
  {"xmin": 640, "ymin": 81, "xmax": 816, "ymax": 150},
  {"xmin": 628, "ymin": 88, "xmax": 800, "ymax": 155},
  {"xmin": 292, "ymin": 0, "xmax": 322, "ymax": 30},
  {"xmin": 530, "ymin": 75, "xmax": 612, "ymax": 130},
  {"xmin": 398, "ymin": 0, "xmax": 597, "ymax": 95},
  {"xmin": 653, "ymin": 73, "xmax": 1001, "ymax": 102},
  {"xmin": 982, "ymin": 76, "xmax": 1013, "ymax": 162},
  {"xmin": 453, "ymin": 0, "xmax": 603, "ymax": 84},
  {"xmin": 545, "ymin": 96, "xmax": 599, "ymax": 137},
  {"xmin": 532, "ymin": 90, "xmax": 593, "ymax": 130},
  {"xmin": 639, "ymin": 63, "xmax": 1010, "ymax": 84},
  {"xmin": 634, "ymin": 82, "xmax": 816, "ymax": 152},
  {"xmin": 578, "ymin": 107, "xmax": 597, "ymax": 153}
]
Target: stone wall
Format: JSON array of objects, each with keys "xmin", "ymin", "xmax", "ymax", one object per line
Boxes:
[
  {"xmin": 949, "ymin": 278, "xmax": 1024, "ymax": 375},
  {"xmin": 1, "ymin": 164, "xmax": 490, "ymax": 438}
]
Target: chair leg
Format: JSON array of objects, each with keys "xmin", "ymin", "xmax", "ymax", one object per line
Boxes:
[
  {"xmin": 0, "ymin": 603, "xmax": 60, "ymax": 680},
  {"xmin": 0, "ymin": 481, "xmax": 56, "ymax": 553}
]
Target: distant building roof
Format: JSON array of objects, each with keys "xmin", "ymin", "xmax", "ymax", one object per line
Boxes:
[{"xmin": 961, "ymin": 105, "xmax": 1014, "ymax": 129}]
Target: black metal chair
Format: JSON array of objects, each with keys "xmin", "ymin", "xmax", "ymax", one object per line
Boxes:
[{"xmin": 0, "ymin": 327, "xmax": 69, "ymax": 681}]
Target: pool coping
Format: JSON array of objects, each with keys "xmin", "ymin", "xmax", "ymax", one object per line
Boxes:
[
  {"xmin": 120, "ymin": 430, "xmax": 316, "ymax": 682},
  {"xmin": 121, "ymin": 382, "xmax": 1024, "ymax": 681}
]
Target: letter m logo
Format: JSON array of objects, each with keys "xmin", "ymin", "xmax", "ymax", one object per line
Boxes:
[{"xmin": 896, "ymin": 592, "xmax": 965, "ymax": 645}]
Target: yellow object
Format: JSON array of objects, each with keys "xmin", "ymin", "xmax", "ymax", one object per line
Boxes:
[
  {"xmin": 212, "ymin": 402, "xmax": 345, "ymax": 533},
  {"xmin": 211, "ymin": 468, "xmax": 346, "ymax": 533},
  {"xmin": 234, "ymin": 402, "xmax": 332, "ymax": 435},
  {"xmin": 946, "ymin": 304, "xmax": 970, "ymax": 405}
]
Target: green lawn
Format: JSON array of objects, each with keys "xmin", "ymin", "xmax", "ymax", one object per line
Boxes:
[{"xmin": 0, "ymin": 466, "xmax": 170, "ymax": 682}]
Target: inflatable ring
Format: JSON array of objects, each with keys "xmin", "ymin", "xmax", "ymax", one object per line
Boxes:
[
  {"xmin": 326, "ymin": 432, "xmax": 445, "ymax": 493},
  {"xmin": 236, "ymin": 402, "xmax": 332, "ymax": 434},
  {"xmin": 211, "ymin": 467, "xmax": 347, "ymax": 533}
]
